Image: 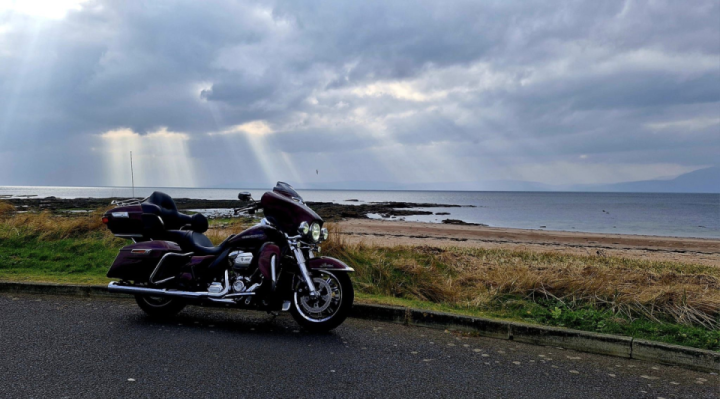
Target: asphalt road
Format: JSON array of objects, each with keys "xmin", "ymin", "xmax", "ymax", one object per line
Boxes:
[{"xmin": 0, "ymin": 294, "xmax": 717, "ymax": 399}]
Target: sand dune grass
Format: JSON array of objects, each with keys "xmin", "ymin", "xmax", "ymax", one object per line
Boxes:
[
  {"xmin": 0, "ymin": 202, "xmax": 112, "ymax": 241},
  {"xmin": 322, "ymin": 224, "xmax": 720, "ymax": 330},
  {"xmin": 1, "ymin": 204, "xmax": 717, "ymax": 332}
]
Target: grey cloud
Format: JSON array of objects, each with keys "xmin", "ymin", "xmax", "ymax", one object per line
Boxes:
[{"xmin": 0, "ymin": 0, "xmax": 718, "ymax": 187}]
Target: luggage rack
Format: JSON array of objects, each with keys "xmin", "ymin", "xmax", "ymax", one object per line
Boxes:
[{"xmin": 110, "ymin": 197, "xmax": 145, "ymax": 207}]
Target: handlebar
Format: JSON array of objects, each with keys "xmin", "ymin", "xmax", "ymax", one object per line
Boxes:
[{"xmin": 233, "ymin": 200, "xmax": 261, "ymax": 215}]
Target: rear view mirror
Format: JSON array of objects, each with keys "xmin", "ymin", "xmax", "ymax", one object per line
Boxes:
[{"xmin": 238, "ymin": 192, "xmax": 253, "ymax": 201}]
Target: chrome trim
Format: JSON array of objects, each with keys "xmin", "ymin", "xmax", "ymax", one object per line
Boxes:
[
  {"xmin": 293, "ymin": 246, "xmax": 318, "ymax": 297},
  {"xmin": 229, "ymin": 251, "xmax": 253, "ymax": 268},
  {"xmin": 207, "ymin": 298, "xmax": 237, "ymax": 304},
  {"xmin": 314, "ymin": 267, "xmax": 355, "ymax": 272},
  {"xmin": 298, "ymin": 221, "xmax": 310, "ymax": 235},
  {"xmin": 149, "ymin": 252, "xmax": 193, "ymax": 285},
  {"xmin": 245, "ymin": 282, "xmax": 262, "ymax": 292},
  {"xmin": 131, "ymin": 249, "xmax": 152, "ymax": 254},
  {"xmin": 108, "ymin": 270, "xmax": 231, "ymax": 299},
  {"xmin": 282, "ymin": 301, "xmax": 291, "ymax": 311},
  {"xmin": 223, "ymin": 292, "xmax": 256, "ymax": 298},
  {"xmin": 270, "ymin": 254, "xmax": 277, "ymax": 290},
  {"xmin": 293, "ymin": 270, "xmax": 342, "ymax": 323},
  {"xmin": 110, "ymin": 198, "xmax": 143, "ymax": 207}
]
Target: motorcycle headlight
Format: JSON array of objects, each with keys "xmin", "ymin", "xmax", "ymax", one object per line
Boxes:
[
  {"xmin": 321, "ymin": 227, "xmax": 329, "ymax": 241},
  {"xmin": 311, "ymin": 222, "xmax": 321, "ymax": 242},
  {"xmin": 298, "ymin": 221, "xmax": 310, "ymax": 235}
]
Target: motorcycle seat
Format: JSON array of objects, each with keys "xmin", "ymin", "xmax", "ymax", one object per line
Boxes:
[
  {"xmin": 142, "ymin": 191, "xmax": 208, "ymax": 233},
  {"xmin": 162, "ymin": 230, "xmax": 230, "ymax": 256}
]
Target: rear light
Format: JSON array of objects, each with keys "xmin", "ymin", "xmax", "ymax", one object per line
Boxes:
[{"xmin": 102, "ymin": 217, "xmax": 109, "ymax": 224}]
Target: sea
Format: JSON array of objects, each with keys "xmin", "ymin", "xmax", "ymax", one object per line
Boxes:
[{"xmin": 1, "ymin": 186, "xmax": 718, "ymax": 239}]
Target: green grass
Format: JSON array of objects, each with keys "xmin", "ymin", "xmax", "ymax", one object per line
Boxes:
[
  {"xmin": 0, "ymin": 233, "xmax": 123, "ymax": 284},
  {"xmin": 355, "ymin": 293, "xmax": 720, "ymax": 350},
  {"xmin": 0, "ymin": 206, "xmax": 717, "ymax": 351}
]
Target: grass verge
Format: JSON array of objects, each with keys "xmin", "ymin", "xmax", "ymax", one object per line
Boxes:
[{"xmin": 0, "ymin": 203, "xmax": 718, "ymax": 350}]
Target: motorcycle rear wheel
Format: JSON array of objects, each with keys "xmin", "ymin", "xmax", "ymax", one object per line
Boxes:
[
  {"xmin": 134, "ymin": 295, "xmax": 186, "ymax": 318},
  {"xmin": 291, "ymin": 271, "xmax": 354, "ymax": 332}
]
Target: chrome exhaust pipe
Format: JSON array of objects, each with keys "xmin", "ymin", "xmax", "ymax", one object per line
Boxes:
[{"xmin": 108, "ymin": 270, "xmax": 231, "ymax": 300}]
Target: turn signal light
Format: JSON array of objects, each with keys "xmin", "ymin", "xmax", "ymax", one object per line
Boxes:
[{"xmin": 102, "ymin": 217, "xmax": 109, "ymax": 224}]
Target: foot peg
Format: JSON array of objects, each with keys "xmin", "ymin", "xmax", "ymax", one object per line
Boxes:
[{"xmin": 282, "ymin": 301, "xmax": 291, "ymax": 311}]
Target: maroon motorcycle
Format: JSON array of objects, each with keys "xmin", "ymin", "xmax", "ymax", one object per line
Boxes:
[{"xmin": 103, "ymin": 182, "xmax": 354, "ymax": 332}]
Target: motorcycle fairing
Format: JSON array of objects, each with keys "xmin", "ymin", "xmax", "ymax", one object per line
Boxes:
[
  {"xmin": 306, "ymin": 256, "xmax": 355, "ymax": 272},
  {"xmin": 257, "ymin": 242, "xmax": 281, "ymax": 281}
]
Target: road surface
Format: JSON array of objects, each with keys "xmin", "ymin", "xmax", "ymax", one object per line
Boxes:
[{"xmin": 0, "ymin": 293, "xmax": 717, "ymax": 398}]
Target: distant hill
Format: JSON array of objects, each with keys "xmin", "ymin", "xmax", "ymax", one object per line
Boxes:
[
  {"xmin": 210, "ymin": 166, "xmax": 719, "ymax": 193},
  {"xmin": 591, "ymin": 166, "xmax": 719, "ymax": 193},
  {"xmin": 300, "ymin": 180, "xmax": 555, "ymax": 191}
]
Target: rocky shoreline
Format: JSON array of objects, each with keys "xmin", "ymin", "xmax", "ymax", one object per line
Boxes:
[{"xmin": 3, "ymin": 196, "xmax": 476, "ymax": 222}]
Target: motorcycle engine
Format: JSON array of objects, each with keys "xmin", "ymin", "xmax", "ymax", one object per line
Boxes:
[
  {"xmin": 229, "ymin": 251, "xmax": 253, "ymax": 271},
  {"xmin": 232, "ymin": 278, "xmax": 247, "ymax": 293},
  {"xmin": 228, "ymin": 251, "xmax": 256, "ymax": 293}
]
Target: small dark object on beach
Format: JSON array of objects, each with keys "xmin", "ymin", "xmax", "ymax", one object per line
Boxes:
[
  {"xmin": 441, "ymin": 219, "xmax": 486, "ymax": 226},
  {"xmin": 435, "ymin": 212, "xmax": 450, "ymax": 215}
]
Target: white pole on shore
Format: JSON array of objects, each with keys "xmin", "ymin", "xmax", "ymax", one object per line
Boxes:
[{"xmin": 130, "ymin": 151, "xmax": 135, "ymax": 199}]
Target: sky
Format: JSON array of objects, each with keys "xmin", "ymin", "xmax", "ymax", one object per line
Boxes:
[{"xmin": 0, "ymin": 0, "xmax": 718, "ymax": 190}]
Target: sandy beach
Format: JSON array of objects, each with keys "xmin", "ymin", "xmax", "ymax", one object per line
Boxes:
[{"xmin": 336, "ymin": 219, "xmax": 720, "ymax": 267}]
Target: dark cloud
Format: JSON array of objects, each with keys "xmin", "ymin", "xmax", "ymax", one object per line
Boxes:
[{"xmin": 0, "ymin": 0, "xmax": 718, "ymax": 187}]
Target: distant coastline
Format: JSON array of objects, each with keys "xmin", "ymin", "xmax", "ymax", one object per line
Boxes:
[{"xmin": 1, "ymin": 186, "xmax": 718, "ymax": 239}]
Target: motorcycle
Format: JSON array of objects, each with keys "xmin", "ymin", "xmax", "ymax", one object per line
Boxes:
[{"xmin": 103, "ymin": 182, "xmax": 354, "ymax": 332}]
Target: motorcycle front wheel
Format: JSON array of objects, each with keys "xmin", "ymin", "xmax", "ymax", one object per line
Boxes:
[{"xmin": 291, "ymin": 270, "xmax": 354, "ymax": 332}]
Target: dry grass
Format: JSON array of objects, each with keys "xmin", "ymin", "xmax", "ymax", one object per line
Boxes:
[
  {"xmin": 1, "ymin": 207, "xmax": 716, "ymax": 330},
  {"xmin": 323, "ymin": 223, "xmax": 720, "ymax": 330},
  {"xmin": 0, "ymin": 202, "xmax": 112, "ymax": 240},
  {"xmin": 205, "ymin": 217, "xmax": 257, "ymax": 244},
  {"xmin": 0, "ymin": 201, "xmax": 15, "ymax": 218}
]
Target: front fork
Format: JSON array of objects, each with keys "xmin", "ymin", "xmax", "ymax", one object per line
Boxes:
[{"xmin": 292, "ymin": 246, "xmax": 320, "ymax": 299}]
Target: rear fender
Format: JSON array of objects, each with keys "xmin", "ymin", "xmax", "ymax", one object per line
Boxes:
[{"xmin": 306, "ymin": 256, "xmax": 355, "ymax": 272}]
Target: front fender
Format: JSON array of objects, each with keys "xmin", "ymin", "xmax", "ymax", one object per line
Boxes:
[{"xmin": 306, "ymin": 256, "xmax": 355, "ymax": 272}]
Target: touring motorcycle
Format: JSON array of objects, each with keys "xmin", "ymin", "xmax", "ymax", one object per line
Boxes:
[{"xmin": 103, "ymin": 182, "xmax": 354, "ymax": 332}]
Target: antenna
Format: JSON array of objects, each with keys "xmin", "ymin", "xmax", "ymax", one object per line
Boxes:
[{"xmin": 130, "ymin": 151, "xmax": 135, "ymax": 199}]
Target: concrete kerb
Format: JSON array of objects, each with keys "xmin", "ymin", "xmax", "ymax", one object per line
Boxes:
[
  {"xmin": 0, "ymin": 281, "xmax": 125, "ymax": 298},
  {"xmin": 632, "ymin": 339, "xmax": 720, "ymax": 372},
  {"xmin": 508, "ymin": 322, "xmax": 632, "ymax": 358},
  {"xmin": 1, "ymin": 281, "xmax": 718, "ymax": 372}
]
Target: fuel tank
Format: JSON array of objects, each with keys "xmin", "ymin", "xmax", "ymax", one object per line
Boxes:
[
  {"xmin": 260, "ymin": 191, "xmax": 322, "ymax": 234},
  {"xmin": 226, "ymin": 224, "xmax": 285, "ymax": 250}
]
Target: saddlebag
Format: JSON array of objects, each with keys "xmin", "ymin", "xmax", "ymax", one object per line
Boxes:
[{"xmin": 107, "ymin": 241, "xmax": 184, "ymax": 282}]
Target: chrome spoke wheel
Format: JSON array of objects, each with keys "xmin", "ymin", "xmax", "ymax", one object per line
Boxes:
[{"xmin": 294, "ymin": 271, "xmax": 343, "ymax": 323}]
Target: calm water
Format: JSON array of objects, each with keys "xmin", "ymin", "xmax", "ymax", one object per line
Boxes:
[{"xmin": 1, "ymin": 186, "xmax": 718, "ymax": 239}]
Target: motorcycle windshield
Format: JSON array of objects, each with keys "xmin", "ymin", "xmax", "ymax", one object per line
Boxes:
[
  {"xmin": 273, "ymin": 181, "xmax": 303, "ymax": 202},
  {"xmin": 261, "ymin": 191, "xmax": 321, "ymax": 234}
]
